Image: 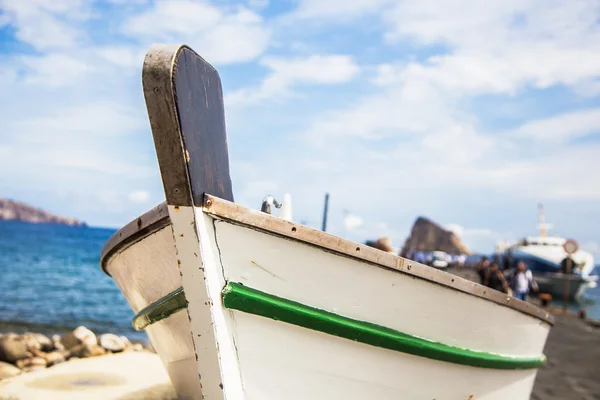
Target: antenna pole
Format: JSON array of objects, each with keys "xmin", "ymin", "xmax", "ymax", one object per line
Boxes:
[{"xmin": 321, "ymin": 193, "xmax": 330, "ymax": 232}]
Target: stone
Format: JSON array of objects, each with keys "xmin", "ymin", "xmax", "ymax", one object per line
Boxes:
[
  {"xmin": 52, "ymin": 334, "xmax": 65, "ymax": 351},
  {"xmin": 0, "ymin": 361, "xmax": 21, "ymax": 380},
  {"xmin": 119, "ymin": 336, "xmax": 132, "ymax": 348},
  {"xmin": 61, "ymin": 326, "xmax": 96, "ymax": 350},
  {"xmin": 69, "ymin": 343, "xmax": 106, "ymax": 358},
  {"xmin": 98, "ymin": 333, "xmax": 127, "ymax": 353},
  {"xmin": 132, "ymin": 343, "xmax": 144, "ymax": 352},
  {"xmin": 44, "ymin": 351, "xmax": 66, "ymax": 366},
  {"xmin": 23, "ymin": 333, "xmax": 53, "ymax": 352},
  {"xmin": 0, "ymin": 335, "xmax": 28, "ymax": 363},
  {"xmin": 400, "ymin": 216, "xmax": 471, "ymax": 257},
  {"xmin": 16, "ymin": 357, "xmax": 47, "ymax": 370}
]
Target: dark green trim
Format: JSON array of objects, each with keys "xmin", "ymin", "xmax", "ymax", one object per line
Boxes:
[
  {"xmin": 132, "ymin": 287, "xmax": 187, "ymax": 331},
  {"xmin": 222, "ymin": 282, "xmax": 546, "ymax": 370}
]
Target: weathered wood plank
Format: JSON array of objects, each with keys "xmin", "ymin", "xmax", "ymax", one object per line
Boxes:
[{"xmin": 142, "ymin": 44, "xmax": 234, "ymax": 207}]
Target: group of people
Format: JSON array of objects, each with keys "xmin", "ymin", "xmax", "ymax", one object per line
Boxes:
[{"xmin": 475, "ymin": 257, "xmax": 539, "ymax": 300}]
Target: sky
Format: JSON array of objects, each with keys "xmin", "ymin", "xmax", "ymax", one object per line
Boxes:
[{"xmin": 1, "ymin": 0, "xmax": 600, "ymax": 258}]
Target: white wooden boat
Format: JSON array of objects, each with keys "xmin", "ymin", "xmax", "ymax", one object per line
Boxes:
[{"xmin": 101, "ymin": 44, "xmax": 553, "ymax": 400}]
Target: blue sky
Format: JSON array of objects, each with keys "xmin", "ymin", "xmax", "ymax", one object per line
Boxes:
[{"xmin": 1, "ymin": 0, "xmax": 600, "ymax": 258}]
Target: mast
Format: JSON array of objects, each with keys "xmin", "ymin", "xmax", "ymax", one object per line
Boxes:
[{"xmin": 537, "ymin": 203, "xmax": 552, "ymax": 237}]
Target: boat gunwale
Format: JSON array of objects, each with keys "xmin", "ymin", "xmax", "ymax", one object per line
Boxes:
[
  {"xmin": 100, "ymin": 195, "xmax": 554, "ymax": 325},
  {"xmin": 100, "ymin": 202, "xmax": 170, "ymax": 276}
]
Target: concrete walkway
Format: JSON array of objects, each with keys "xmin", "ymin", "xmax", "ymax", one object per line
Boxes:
[{"xmin": 0, "ymin": 352, "xmax": 176, "ymax": 399}]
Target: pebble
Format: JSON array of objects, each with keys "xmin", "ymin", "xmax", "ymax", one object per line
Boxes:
[
  {"xmin": 16, "ymin": 357, "xmax": 47, "ymax": 370},
  {"xmin": 132, "ymin": 343, "xmax": 144, "ymax": 352},
  {"xmin": 22, "ymin": 333, "xmax": 53, "ymax": 352},
  {"xmin": 99, "ymin": 333, "xmax": 127, "ymax": 353},
  {"xmin": 69, "ymin": 343, "xmax": 106, "ymax": 358},
  {"xmin": 51, "ymin": 334, "xmax": 65, "ymax": 351},
  {"xmin": 0, "ymin": 361, "xmax": 21, "ymax": 380},
  {"xmin": 0, "ymin": 327, "xmax": 145, "ymax": 379},
  {"xmin": 61, "ymin": 326, "xmax": 97, "ymax": 350},
  {"xmin": 120, "ymin": 335, "xmax": 132, "ymax": 348},
  {"xmin": 0, "ymin": 335, "xmax": 28, "ymax": 363},
  {"xmin": 44, "ymin": 351, "xmax": 67, "ymax": 366}
]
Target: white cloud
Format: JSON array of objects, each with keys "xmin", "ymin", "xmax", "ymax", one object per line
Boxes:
[
  {"xmin": 227, "ymin": 54, "xmax": 360, "ymax": 106},
  {"xmin": 445, "ymin": 224, "xmax": 464, "ymax": 237},
  {"xmin": 447, "ymin": 224, "xmax": 495, "ymax": 238},
  {"xmin": 0, "ymin": 0, "xmax": 90, "ymax": 51},
  {"xmin": 121, "ymin": 0, "xmax": 271, "ymax": 65},
  {"xmin": 512, "ymin": 108, "xmax": 600, "ymax": 143},
  {"xmin": 128, "ymin": 190, "xmax": 150, "ymax": 204},
  {"xmin": 19, "ymin": 53, "xmax": 94, "ymax": 86},
  {"xmin": 343, "ymin": 211, "xmax": 364, "ymax": 231},
  {"xmin": 288, "ymin": 0, "xmax": 392, "ymax": 21}
]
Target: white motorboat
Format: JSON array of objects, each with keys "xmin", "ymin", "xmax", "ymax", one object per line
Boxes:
[
  {"xmin": 495, "ymin": 205, "xmax": 597, "ymax": 301},
  {"xmin": 101, "ymin": 44, "xmax": 553, "ymax": 400}
]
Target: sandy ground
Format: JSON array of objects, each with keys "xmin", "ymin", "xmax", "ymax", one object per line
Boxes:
[
  {"xmin": 0, "ymin": 352, "xmax": 176, "ymax": 400},
  {"xmin": 532, "ymin": 312, "xmax": 600, "ymax": 399}
]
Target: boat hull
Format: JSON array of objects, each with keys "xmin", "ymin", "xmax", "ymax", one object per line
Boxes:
[
  {"xmin": 103, "ymin": 198, "xmax": 553, "ymax": 400},
  {"xmin": 534, "ymin": 272, "xmax": 597, "ymax": 301},
  {"xmin": 103, "ymin": 223, "xmax": 202, "ymax": 400}
]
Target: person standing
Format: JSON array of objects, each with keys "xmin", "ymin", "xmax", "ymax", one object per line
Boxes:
[
  {"xmin": 511, "ymin": 261, "xmax": 538, "ymax": 301},
  {"xmin": 483, "ymin": 261, "xmax": 512, "ymax": 295},
  {"xmin": 476, "ymin": 257, "xmax": 490, "ymax": 285}
]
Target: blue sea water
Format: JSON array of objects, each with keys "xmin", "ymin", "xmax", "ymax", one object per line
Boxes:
[
  {"xmin": 0, "ymin": 221, "xmax": 599, "ymax": 342},
  {"xmin": 0, "ymin": 220, "xmax": 147, "ymax": 341}
]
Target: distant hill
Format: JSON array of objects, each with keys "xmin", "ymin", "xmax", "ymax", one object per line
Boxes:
[
  {"xmin": 400, "ymin": 216, "xmax": 470, "ymax": 256},
  {"xmin": 0, "ymin": 198, "xmax": 86, "ymax": 227}
]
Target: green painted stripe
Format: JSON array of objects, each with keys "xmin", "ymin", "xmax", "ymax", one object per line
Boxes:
[
  {"xmin": 222, "ymin": 282, "xmax": 546, "ymax": 370},
  {"xmin": 132, "ymin": 287, "xmax": 187, "ymax": 331}
]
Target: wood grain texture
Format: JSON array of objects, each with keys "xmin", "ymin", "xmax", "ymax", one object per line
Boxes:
[
  {"xmin": 142, "ymin": 44, "xmax": 233, "ymax": 207},
  {"xmin": 174, "ymin": 47, "xmax": 233, "ymax": 205}
]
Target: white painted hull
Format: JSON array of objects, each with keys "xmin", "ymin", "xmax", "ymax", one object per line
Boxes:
[
  {"xmin": 104, "ymin": 226, "xmax": 202, "ymax": 399},
  {"xmin": 103, "ymin": 199, "xmax": 551, "ymax": 400}
]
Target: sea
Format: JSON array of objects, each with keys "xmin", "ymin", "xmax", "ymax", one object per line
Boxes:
[
  {"xmin": 1, "ymin": 221, "xmax": 599, "ymax": 342},
  {"xmin": 0, "ymin": 220, "xmax": 147, "ymax": 341}
]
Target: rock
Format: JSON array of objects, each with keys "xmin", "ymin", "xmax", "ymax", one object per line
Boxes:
[
  {"xmin": 44, "ymin": 351, "xmax": 67, "ymax": 366},
  {"xmin": 0, "ymin": 361, "xmax": 21, "ymax": 380},
  {"xmin": 69, "ymin": 343, "xmax": 106, "ymax": 358},
  {"xmin": 119, "ymin": 335, "xmax": 132, "ymax": 348},
  {"xmin": 23, "ymin": 333, "xmax": 53, "ymax": 352},
  {"xmin": 400, "ymin": 216, "xmax": 471, "ymax": 257},
  {"xmin": 52, "ymin": 334, "xmax": 65, "ymax": 351},
  {"xmin": 98, "ymin": 333, "xmax": 127, "ymax": 353},
  {"xmin": 16, "ymin": 357, "xmax": 47, "ymax": 370},
  {"xmin": 132, "ymin": 343, "xmax": 144, "ymax": 352},
  {"xmin": 61, "ymin": 326, "xmax": 96, "ymax": 350},
  {"xmin": 0, "ymin": 335, "xmax": 28, "ymax": 363},
  {"xmin": 0, "ymin": 198, "xmax": 86, "ymax": 226}
]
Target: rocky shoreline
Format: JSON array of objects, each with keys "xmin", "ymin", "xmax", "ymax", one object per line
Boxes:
[{"xmin": 0, "ymin": 326, "xmax": 150, "ymax": 381}]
